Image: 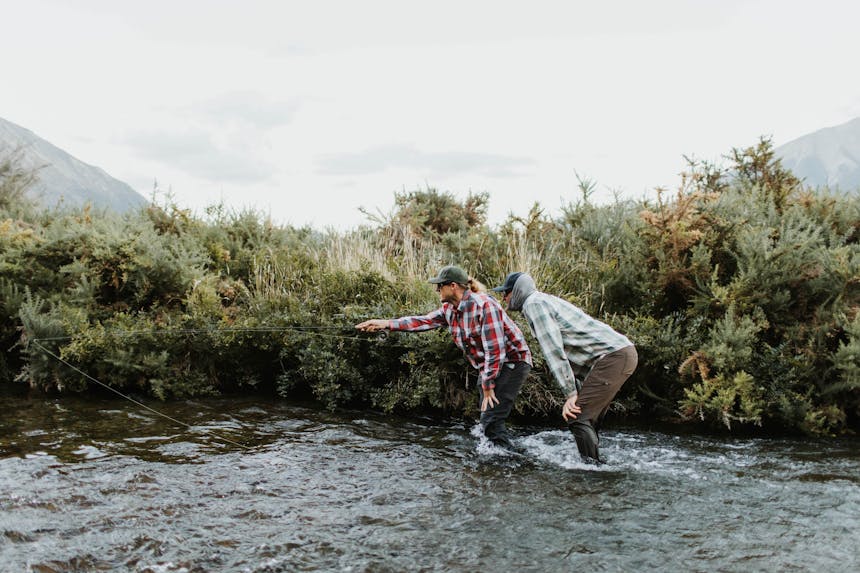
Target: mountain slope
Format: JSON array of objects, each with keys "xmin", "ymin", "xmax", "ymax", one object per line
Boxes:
[
  {"xmin": 0, "ymin": 117, "xmax": 146, "ymax": 212},
  {"xmin": 776, "ymin": 117, "xmax": 860, "ymax": 191}
]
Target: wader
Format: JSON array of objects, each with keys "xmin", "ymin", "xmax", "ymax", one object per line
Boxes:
[
  {"xmin": 568, "ymin": 345, "xmax": 638, "ymax": 463},
  {"xmin": 479, "ymin": 361, "xmax": 531, "ymax": 449}
]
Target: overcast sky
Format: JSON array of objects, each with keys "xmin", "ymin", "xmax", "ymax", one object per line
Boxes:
[{"xmin": 3, "ymin": 0, "xmax": 859, "ymax": 228}]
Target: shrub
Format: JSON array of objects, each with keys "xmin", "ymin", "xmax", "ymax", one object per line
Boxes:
[{"xmin": 2, "ymin": 140, "xmax": 858, "ymax": 435}]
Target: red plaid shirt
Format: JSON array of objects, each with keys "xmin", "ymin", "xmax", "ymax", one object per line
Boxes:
[{"xmin": 389, "ymin": 289, "xmax": 532, "ymax": 389}]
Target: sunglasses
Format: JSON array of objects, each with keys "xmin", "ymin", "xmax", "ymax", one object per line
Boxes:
[{"xmin": 435, "ymin": 282, "xmax": 453, "ymax": 292}]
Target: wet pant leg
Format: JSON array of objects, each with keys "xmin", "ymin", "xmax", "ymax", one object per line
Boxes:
[
  {"xmin": 569, "ymin": 419, "xmax": 601, "ymax": 461},
  {"xmin": 567, "ymin": 345, "xmax": 638, "ymax": 462},
  {"xmin": 479, "ymin": 361, "xmax": 531, "ymax": 449}
]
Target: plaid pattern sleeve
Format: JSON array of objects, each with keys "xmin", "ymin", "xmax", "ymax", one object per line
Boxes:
[
  {"xmin": 524, "ymin": 296, "xmax": 579, "ymax": 397},
  {"xmin": 389, "ymin": 308, "xmax": 448, "ymax": 332}
]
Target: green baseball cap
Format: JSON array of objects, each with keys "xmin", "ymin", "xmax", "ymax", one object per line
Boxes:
[{"xmin": 428, "ymin": 265, "xmax": 469, "ymax": 284}]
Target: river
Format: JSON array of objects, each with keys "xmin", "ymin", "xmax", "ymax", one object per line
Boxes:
[{"xmin": 1, "ymin": 389, "xmax": 858, "ymax": 572}]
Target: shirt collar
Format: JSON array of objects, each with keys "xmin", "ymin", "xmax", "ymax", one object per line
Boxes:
[{"xmin": 457, "ymin": 288, "xmax": 477, "ymax": 313}]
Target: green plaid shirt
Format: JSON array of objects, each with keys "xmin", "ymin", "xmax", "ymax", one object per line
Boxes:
[{"xmin": 521, "ymin": 291, "xmax": 632, "ymax": 398}]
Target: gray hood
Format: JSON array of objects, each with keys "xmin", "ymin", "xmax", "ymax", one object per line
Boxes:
[{"xmin": 508, "ymin": 273, "xmax": 537, "ymax": 311}]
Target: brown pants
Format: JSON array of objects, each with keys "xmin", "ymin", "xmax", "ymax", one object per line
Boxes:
[{"xmin": 569, "ymin": 345, "xmax": 638, "ymax": 462}]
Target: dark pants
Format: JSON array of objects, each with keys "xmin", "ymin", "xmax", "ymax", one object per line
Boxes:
[
  {"xmin": 479, "ymin": 361, "xmax": 531, "ymax": 449},
  {"xmin": 568, "ymin": 345, "xmax": 638, "ymax": 462}
]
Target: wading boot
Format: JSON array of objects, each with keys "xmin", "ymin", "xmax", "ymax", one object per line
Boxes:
[{"xmin": 568, "ymin": 419, "xmax": 605, "ymax": 465}]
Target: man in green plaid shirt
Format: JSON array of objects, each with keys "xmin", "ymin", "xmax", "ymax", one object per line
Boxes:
[{"xmin": 493, "ymin": 272, "xmax": 638, "ymax": 463}]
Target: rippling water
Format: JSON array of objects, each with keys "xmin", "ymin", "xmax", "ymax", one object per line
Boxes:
[{"xmin": 1, "ymin": 389, "xmax": 858, "ymax": 572}]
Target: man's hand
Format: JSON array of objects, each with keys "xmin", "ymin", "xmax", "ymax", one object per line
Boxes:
[
  {"xmin": 562, "ymin": 394, "xmax": 582, "ymax": 421},
  {"xmin": 355, "ymin": 319, "xmax": 388, "ymax": 332},
  {"xmin": 481, "ymin": 387, "xmax": 500, "ymax": 412}
]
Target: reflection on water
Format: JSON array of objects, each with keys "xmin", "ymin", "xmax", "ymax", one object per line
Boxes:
[{"xmin": 1, "ymin": 390, "xmax": 859, "ymax": 572}]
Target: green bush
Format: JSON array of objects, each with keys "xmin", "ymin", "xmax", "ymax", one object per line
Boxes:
[{"xmin": 1, "ymin": 140, "xmax": 858, "ymax": 435}]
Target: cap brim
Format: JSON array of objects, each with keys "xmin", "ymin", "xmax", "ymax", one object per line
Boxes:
[
  {"xmin": 428, "ymin": 278, "xmax": 445, "ymax": 284},
  {"xmin": 490, "ymin": 285, "xmax": 507, "ymax": 292}
]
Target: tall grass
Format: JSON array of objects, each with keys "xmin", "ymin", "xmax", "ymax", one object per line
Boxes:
[{"xmin": 1, "ymin": 139, "xmax": 858, "ymax": 435}]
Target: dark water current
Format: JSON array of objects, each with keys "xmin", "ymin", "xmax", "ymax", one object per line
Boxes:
[{"xmin": 1, "ymin": 390, "xmax": 859, "ymax": 572}]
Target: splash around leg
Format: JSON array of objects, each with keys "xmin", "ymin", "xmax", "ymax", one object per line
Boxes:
[{"xmin": 568, "ymin": 419, "xmax": 606, "ymax": 465}]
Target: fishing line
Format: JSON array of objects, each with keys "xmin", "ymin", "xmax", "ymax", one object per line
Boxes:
[
  {"xmin": 30, "ymin": 339, "xmax": 251, "ymax": 450},
  {"xmin": 28, "ymin": 326, "xmax": 389, "ymax": 450},
  {"xmin": 31, "ymin": 325, "xmax": 373, "ymax": 342},
  {"xmin": 29, "ymin": 339, "xmax": 259, "ymax": 450}
]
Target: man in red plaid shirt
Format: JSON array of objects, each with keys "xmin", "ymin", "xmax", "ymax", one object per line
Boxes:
[{"xmin": 357, "ymin": 265, "xmax": 532, "ymax": 449}]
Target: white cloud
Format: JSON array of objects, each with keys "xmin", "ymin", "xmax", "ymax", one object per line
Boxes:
[
  {"xmin": 1, "ymin": 0, "xmax": 859, "ymax": 229},
  {"xmin": 121, "ymin": 129, "xmax": 275, "ymax": 184},
  {"xmin": 183, "ymin": 91, "xmax": 298, "ymax": 129},
  {"xmin": 317, "ymin": 145, "xmax": 537, "ymax": 178}
]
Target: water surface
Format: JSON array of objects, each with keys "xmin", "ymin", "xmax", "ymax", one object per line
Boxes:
[{"xmin": 1, "ymin": 391, "xmax": 858, "ymax": 572}]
